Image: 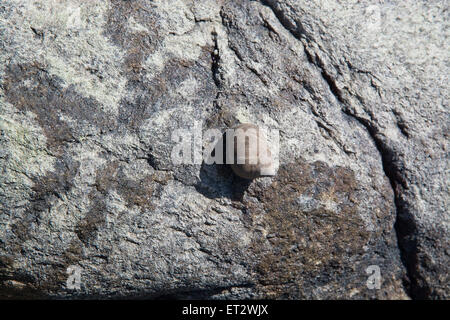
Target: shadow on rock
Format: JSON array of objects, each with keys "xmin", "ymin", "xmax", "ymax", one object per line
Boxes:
[{"xmin": 194, "ymin": 132, "xmax": 252, "ymax": 201}]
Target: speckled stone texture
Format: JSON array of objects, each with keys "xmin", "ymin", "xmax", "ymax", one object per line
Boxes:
[{"xmin": 0, "ymin": 0, "xmax": 447, "ymax": 299}]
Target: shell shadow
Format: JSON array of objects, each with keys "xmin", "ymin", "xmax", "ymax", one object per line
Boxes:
[{"xmin": 194, "ymin": 132, "xmax": 252, "ymax": 201}]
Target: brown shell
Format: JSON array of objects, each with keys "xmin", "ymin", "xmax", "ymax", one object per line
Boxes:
[{"xmin": 229, "ymin": 123, "xmax": 274, "ymax": 179}]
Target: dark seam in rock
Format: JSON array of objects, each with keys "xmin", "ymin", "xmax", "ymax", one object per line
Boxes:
[
  {"xmin": 210, "ymin": 30, "xmax": 222, "ymax": 88},
  {"xmin": 340, "ymin": 110, "xmax": 429, "ymax": 299},
  {"xmin": 259, "ymin": 0, "xmax": 426, "ymax": 299}
]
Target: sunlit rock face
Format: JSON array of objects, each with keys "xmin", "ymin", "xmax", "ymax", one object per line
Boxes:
[{"xmin": 0, "ymin": 0, "xmax": 447, "ymax": 299}]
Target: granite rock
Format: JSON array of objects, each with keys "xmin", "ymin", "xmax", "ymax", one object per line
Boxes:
[{"xmin": 0, "ymin": 0, "xmax": 447, "ymax": 299}]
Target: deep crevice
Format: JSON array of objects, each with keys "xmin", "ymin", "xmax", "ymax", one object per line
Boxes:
[
  {"xmin": 259, "ymin": 0, "xmax": 430, "ymax": 299},
  {"xmin": 303, "ymin": 48, "xmax": 345, "ymax": 103},
  {"xmin": 341, "ymin": 110, "xmax": 430, "ymax": 299},
  {"xmin": 210, "ymin": 30, "xmax": 222, "ymax": 88},
  {"xmin": 260, "ymin": 0, "xmax": 309, "ymax": 40}
]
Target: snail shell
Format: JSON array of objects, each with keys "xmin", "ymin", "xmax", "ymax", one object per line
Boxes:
[{"xmin": 229, "ymin": 123, "xmax": 275, "ymax": 179}]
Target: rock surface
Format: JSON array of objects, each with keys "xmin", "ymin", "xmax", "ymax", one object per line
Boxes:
[{"xmin": 0, "ymin": 0, "xmax": 447, "ymax": 299}]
